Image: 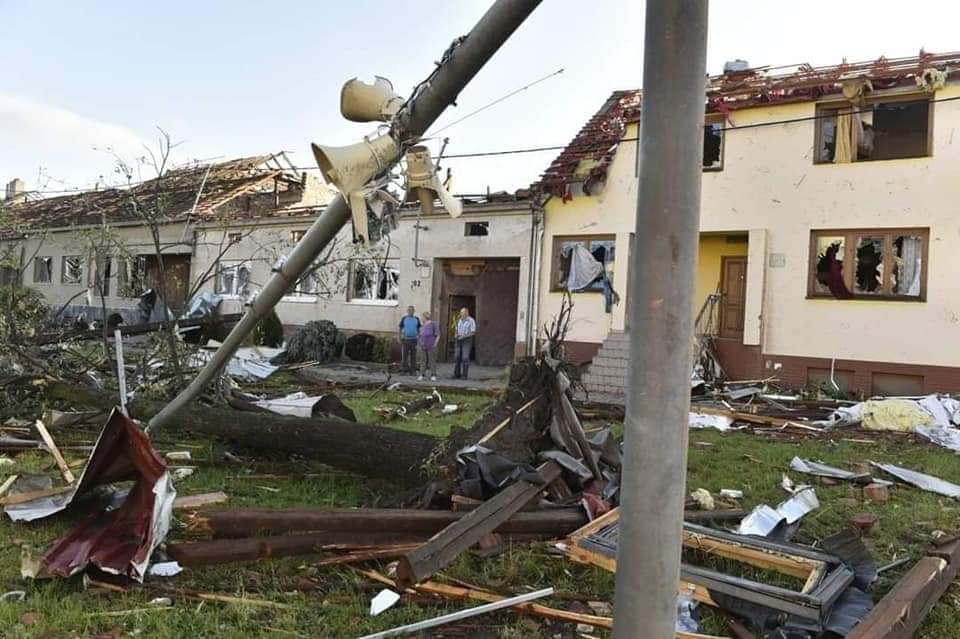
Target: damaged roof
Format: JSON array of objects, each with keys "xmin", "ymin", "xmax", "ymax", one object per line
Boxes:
[
  {"xmin": 2, "ymin": 154, "xmax": 329, "ymax": 234},
  {"xmin": 534, "ymin": 50, "xmax": 960, "ymax": 199}
]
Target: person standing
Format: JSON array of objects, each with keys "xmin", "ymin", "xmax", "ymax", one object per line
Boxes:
[
  {"xmin": 453, "ymin": 307, "xmax": 476, "ymax": 379},
  {"xmin": 398, "ymin": 306, "xmax": 421, "ymax": 375},
  {"xmin": 418, "ymin": 311, "xmax": 439, "ymax": 381}
]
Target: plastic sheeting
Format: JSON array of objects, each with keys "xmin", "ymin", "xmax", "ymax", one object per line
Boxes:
[{"xmin": 565, "ymin": 244, "xmax": 604, "ymax": 292}]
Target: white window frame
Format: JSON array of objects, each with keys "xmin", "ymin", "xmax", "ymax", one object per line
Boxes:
[
  {"xmin": 216, "ymin": 260, "xmax": 251, "ymax": 298},
  {"xmin": 33, "ymin": 256, "xmax": 53, "ymax": 284},
  {"xmin": 61, "ymin": 255, "xmax": 84, "ymax": 285},
  {"xmin": 347, "ymin": 258, "xmax": 400, "ymax": 306}
]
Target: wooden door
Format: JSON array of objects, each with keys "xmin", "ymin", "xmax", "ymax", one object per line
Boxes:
[{"xmin": 719, "ymin": 256, "xmax": 746, "ymax": 339}]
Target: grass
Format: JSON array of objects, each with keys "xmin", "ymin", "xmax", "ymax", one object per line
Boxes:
[{"xmin": 2, "ymin": 392, "xmax": 960, "ymax": 637}]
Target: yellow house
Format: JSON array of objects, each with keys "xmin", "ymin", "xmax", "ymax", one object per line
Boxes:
[{"xmin": 534, "ymin": 53, "xmax": 960, "ymax": 397}]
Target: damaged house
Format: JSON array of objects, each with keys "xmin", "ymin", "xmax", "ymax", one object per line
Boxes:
[
  {"xmin": 533, "ymin": 51, "xmax": 960, "ymax": 396},
  {"xmin": 0, "ymin": 154, "xmax": 333, "ymax": 326}
]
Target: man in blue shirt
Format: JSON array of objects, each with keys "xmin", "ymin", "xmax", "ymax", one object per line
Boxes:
[
  {"xmin": 453, "ymin": 307, "xmax": 477, "ymax": 379},
  {"xmin": 399, "ymin": 306, "xmax": 421, "ymax": 375}
]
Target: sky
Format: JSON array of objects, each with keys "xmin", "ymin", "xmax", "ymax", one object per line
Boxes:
[{"xmin": 1, "ymin": 1, "xmax": 958, "ymax": 197}]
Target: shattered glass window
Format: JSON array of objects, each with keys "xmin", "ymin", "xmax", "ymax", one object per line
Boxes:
[
  {"xmin": 61, "ymin": 256, "xmax": 83, "ymax": 285},
  {"xmin": 554, "ymin": 237, "xmax": 616, "ymax": 292},
  {"xmin": 816, "ymin": 109, "xmax": 838, "ymax": 163},
  {"xmin": 892, "ymin": 235, "xmax": 923, "ymax": 297},
  {"xmin": 33, "ymin": 256, "xmax": 52, "ymax": 283},
  {"xmin": 853, "ymin": 236, "xmax": 884, "ymax": 295},
  {"xmin": 93, "ymin": 257, "xmax": 112, "ymax": 298},
  {"xmin": 348, "ymin": 258, "xmax": 399, "ymax": 302},
  {"xmin": 217, "ymin": 261, "xmax": 250, "ymax": 297},
  {"xmin": 813, "ymin": 236, "xmax": 845, "ymax": 295},
  {"xmin": 702, "ymin": 123, "xmax": 723, "ymax": 169},
  {"xmin": 815, "ymin": 99, "xmax": 930, "ymax": 164},
  {"xmin": 118, "ymin": 256, "xmax": 147, "ymax": 298}
]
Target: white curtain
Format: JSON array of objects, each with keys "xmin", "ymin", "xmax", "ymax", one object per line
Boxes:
[{"xmin": 900, "ymin": 237, "xmax": 923, "ymax": 296}]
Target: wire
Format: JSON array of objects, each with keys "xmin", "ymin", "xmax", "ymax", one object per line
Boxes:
[
  {"xmin": 427, "ymin": 68, "xmax": 564, "ymax": 136},
  {"xmin": 15, "ymin": 94, "xmax": 960, "ymax": 196}
]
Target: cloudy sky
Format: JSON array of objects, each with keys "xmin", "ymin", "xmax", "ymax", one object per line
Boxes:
[{"xmin": 1, "ymin": 1, "xmax": 957, "ymax": 196}]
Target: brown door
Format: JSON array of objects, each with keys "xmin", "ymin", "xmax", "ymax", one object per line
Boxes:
[{"xmin": 719, "ymin": 256, "xmax": 746, "ymax": 339}]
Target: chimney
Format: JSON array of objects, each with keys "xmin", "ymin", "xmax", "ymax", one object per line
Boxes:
[
  {"xmin": 723, "ymin": 59, "xmax": 750, "ymax": 74},
  {"xmin": 4, "ymin": 178, "xmax": 26, "ymax": 204}
]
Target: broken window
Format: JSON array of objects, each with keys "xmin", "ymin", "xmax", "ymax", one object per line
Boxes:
[
  {"xmin": 286, "ymin": 266, "xmax": 318, "ymax": 298},
  {"xmin": 809, "ymin": 229, "xmax": 927, "ymax": 300},
  {"xmin": 703, "ymin": 122, "xmax": 723, "ymax": 170},
  {"xmin": 93, "ymin": 256, "xmax": 112, "ymax": 298},
  {"xmin": 228, "ymin": 232, "xmax": 243, "ymax": 245},
  {"xmin": 118, "ymin": 256, "xmax": 148, "ymax": 298},
  {"xmin": 290, "ymin": 229, "xmax": 307, "ymax": 243},
  {"xmin": 815, "ymin": 98, "xmax": 931, "ymax": 164},
  {"xmin": 33, "ymin": 256, "xmax": 52, "ymax": 284},
  {"xmin": 61, "ymin": 256, "xmax": 83, "ymax": 285},
  {"xmin": 464, "ymin": 222, "xmax": 489, "ymax": 237},
  {"xmin": 552, "ymin": 235, "xmax": 616, "ymax": 292},
  {"xmin": 216, "ymin": 260, "xmax": 251, "ymax": 298},
  {"xmin": 348, "ymin": 258, "xmax": 399, "ymax": 303}
]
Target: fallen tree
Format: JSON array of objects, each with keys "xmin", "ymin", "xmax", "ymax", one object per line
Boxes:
[{"xmin": 33, "ymin": 358, "xmax": 550, "ymax": 487}]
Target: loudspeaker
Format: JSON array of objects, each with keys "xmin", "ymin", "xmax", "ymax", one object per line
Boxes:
[
  {"xmin": 340, "ymin": 76, "xmax": 405, "ymax": 123},
  {"xmin": 312, "ymin": 132, "xmax": 401, "ymax": 244},
  {"xmin": 404, "ymin": 145, "xmax": 462, "ymax": 218}
]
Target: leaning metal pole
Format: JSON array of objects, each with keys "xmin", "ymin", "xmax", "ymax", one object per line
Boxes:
[
  {"xmin": 148, "ymin": 0, "xmax": 542, "ymax": 432},
  {"xmin": 612, "ymin": 2, "xmax": 709, "ymax": 638}
]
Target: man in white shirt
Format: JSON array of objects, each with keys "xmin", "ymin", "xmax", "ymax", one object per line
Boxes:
[{"xmin": 453, "ymin": 307, "xmax": 476, "ymax": 379}]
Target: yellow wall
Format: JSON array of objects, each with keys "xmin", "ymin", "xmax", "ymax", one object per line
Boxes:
[{"xmin": 695, "ymin": 234, "xmax": 748, "ymax": 318}]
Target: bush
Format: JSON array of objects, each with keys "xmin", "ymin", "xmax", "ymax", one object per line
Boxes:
[
  {"xmin": 283, "ymin": 320, "xmax": 340, "ymax": 363},
  {"xmin": 0, "ymin": 285, "xmax": 49, "ymax": 342}
]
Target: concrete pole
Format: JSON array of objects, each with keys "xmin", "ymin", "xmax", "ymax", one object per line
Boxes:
[
  {"xmin": 147, "ymin": 0, "xmax": 542, "ymax": 432},
  {"xmin": 612, "ymin": 2, "xmax": 709, "ymax": 638}
]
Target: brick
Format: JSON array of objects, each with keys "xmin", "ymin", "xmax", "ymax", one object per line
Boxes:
[{"xmin": 863, "ymin": 483, "xmax": 890, "ymax": 502}]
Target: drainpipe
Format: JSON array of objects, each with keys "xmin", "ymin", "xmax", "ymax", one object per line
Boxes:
[
  {"xmin": 613, "ymin": 2, "xmax": 709, "ymax": 638},
  {"xmin": 148, "ymin": 0, "xmax": 544, "ymax": 432},
  {"xmin": 523, "ymin": 200, "xmax": 542, "ymax": 355}
]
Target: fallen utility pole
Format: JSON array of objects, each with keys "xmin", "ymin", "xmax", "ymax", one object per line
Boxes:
[
  {"xmin": 613, "ymin": 2, "xmax": 709, "ymax": 639},
  {"xmin": 148, "ymin": 0, "xmax": 543, "ymax": 432}
]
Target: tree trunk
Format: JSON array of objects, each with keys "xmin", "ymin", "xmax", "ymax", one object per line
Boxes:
[{"xmin": 42, "ymin": 379, "xmax": 440, "ymax": 486}]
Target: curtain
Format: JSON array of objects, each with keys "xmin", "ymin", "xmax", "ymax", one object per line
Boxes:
[
  {"xmin": 900, "ymin": 237, "xmax": 923, "ymax": 296},
  {"xmin": 833, "ymin": 109, "xmax": 860, "ymax": 163}
]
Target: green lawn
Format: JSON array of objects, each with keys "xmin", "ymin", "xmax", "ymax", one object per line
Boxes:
[{"xmin": 2, "ymin": 394, "xmax": 960, "ymax": 638}]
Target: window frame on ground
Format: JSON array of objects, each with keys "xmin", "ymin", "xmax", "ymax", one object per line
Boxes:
[
  {"xmin": 33, "ymin": 256, "xmax": 53, "ymax": 284},
  {"xmin": 61, "ymin": 255, "xmax": 84, "ymax": 285},
  {"xmin": 550, "ymin": 234, "xmax": 616, "ymax": 293},
  {"xmin": 346, "ymin": 257, "xmax": 400, "ymax": 305},
  {"xmin": 703, "ymin": 115, "xmax": 724, "ymax": 171},
  {"xmin": 813, "ymin": 94, "xmax": 933, "ymax": 165},
  {"xmin": 215, "ymin": 259, "xmax": 251, "ymax": 298},
  {"xmin": 807, "ymin": 227, "xmax": 929, "ymax": 301}
]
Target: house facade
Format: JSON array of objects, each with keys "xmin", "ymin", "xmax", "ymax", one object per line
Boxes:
[{"xmin": 535, "ymin": 52, "xmax": 960, "ymax": 396}]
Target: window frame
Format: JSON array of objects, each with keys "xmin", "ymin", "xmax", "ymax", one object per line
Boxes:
[
  {"xmin": 117, "ymin": 255, "xmax": 148, "ymax": 298},
  {"xmin": 33, "ymin": 256, "xmax": 53, "ymax": 284},
  {"xmin": 346, "ymin": 257, "xmax": 400, "ymax": 305},
  {"xmin": 215, "ymin": 259, "xmax": 251, "ymax": 298},
  {"xmin": 550, "ymin": 234, "xmax": 616, "ymax": 293},
  {"xmin": 702, "ymin": 114, "xmax": 725, "ymax": 172},
  {"xmin": 807, "ymin": 227, "xmax": 929, "ymax": 302},
  {"xmin": 813, "ymin": 93, "xmax": 934, "ymax": 165},
  {"xmin": 61, "ymin": 255, "xmax": 84, "ymax": 285}
]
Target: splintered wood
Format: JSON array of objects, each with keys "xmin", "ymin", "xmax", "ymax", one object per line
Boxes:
[{"xmin": 34, "ymin": 420, "xmax": 75, "ymax": 484}]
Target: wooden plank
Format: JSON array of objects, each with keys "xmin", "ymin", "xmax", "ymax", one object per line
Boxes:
[
  {"xmin": 312, "ymin": 544, "xmax": 420, "ymax": 567},
  {"xmin": 396, "ymin": 461, "xmax": 562, "ymax": 588},
  {"xmin": 34, "ymin": 420, "xmax": 75, "ymax": 484},
  {"xmin": 477, "ymin": 395, "xmax": 542, "ymax": 444},
  {"xmin": 173, "ymin": 492, "xmax": 229, "ymax": 510},
  {"xmin": 847, "ymin": 541, "xmax": 960, "ymax": 639}
]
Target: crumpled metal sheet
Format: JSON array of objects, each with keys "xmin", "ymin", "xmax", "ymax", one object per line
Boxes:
[
  {"xmin": 789, "ymin": 457, "xmax": 892, "ymax": 487},
  {"xmin": 29, "ymin": 410, "xmax": 175, "ymax": 582},
  {"xmin": 689, "ymin": 412, "xmax": 734, "ymax": 431},
  {"xmin": 737, "ymin": 488, "xmax": 819, "ymax": 536},
  {"xmin": 915, "ymin": 424, "xmax": 960, "ymax": 453},
  {"xmin": 179, "ymin": 292, "xmax": 223, "ymax": 320},
  {"xmin": 254, "ymin": 391, "xmax": 323, "ymax": 418},
  {"xmin": 820, "ymin": 530, "xmax": 877, "ymax": 591},
  {"xmin": 872, "ymin": 462, "xmax": 960, "ymax": 498}
]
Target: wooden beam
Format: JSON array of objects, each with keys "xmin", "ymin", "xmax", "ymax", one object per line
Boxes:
[
  {"xmin": 173, "ymin": 492, "xmax": 229, "ymax": 510},
  {"xmin": 477, "ymin": 395, "xmax": 542, "ymax": 444},
  {"xmin": 396, "ymin": 461, "xmax": 562, "ymax": 588},
  {"xmin": 34, "ymin": 420, "xmax": 75, "ymax": 484},
  {"xmin": 0, "ymin": 484, "xmax": 74, "ymax": 506},
  {"xmin": 847, "ymin": 541, "xmax": 960, "ymax": 639}
]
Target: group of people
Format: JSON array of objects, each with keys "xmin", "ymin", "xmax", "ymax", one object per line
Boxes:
[{"xmin": 398, "ymin": 306, "xmax": 476, "ymax": 380}]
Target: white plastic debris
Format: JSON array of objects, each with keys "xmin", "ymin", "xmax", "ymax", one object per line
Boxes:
[
  {"xmin": 0, "ymin": 590, "xmax": 26, "ymax": 602},
  {"xmin": 688, "ymin": 412, "xmax": 733, "ymax": 432},
  {"xmin": 720, "ymin": 489, "xmax": 743, "ymax": 500},
  {"xmin": 441, "ymin": 404, "xmax": 459, "ymax": 414},
  {"xmin": 147, "ymin": 561, "xmax": 183, "ymax": 577},
  {"xmin": 370, "ymin": 588, "xmax": 401, "ymax": 616},
  {"xmin": 148, "ymin": 597, "xmax": 173, "ymax": 607},
  {"xmin": 675, "ymin": 593, "xmax": 700, "ymax": 633},
  {"xmin": 165, "ymin": 451, "xmax": 192, "ymax": 462},
  {"xmin": 254, "ymin": 392, "xmax": 324, "ymax": 418},
  {"xmin": 689, "ymin": 488, "xmax": 715, "ymax": 511},
  {"xmin": 171, "ymin": 468, "xmax": 195, "ymax": 481},
  {"xmin": 872, "ymin": 462, "xmax": 960, "ymax": 498}
]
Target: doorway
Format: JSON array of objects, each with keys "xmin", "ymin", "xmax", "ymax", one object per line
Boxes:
[
  {"xmin": 445, "ymin": 295, "xmax": 476, "ymax": 362},
  {"xmin": 719, "ymin": 256, "xmax": 746, "ymax": 339}
]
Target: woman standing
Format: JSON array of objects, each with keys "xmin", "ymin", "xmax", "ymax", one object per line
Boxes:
[{"xmin": 418, "ymin": 311, "xmax": 439, "ymax": 381}]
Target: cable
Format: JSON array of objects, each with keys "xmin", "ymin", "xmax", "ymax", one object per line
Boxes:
[
  {"xmin": 15, "ymin": 94, "xmax": 960, "ymax": 196},
  {"xmin": 427, "ymin": 68, "xmax": 564, "ymax": 136}
]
